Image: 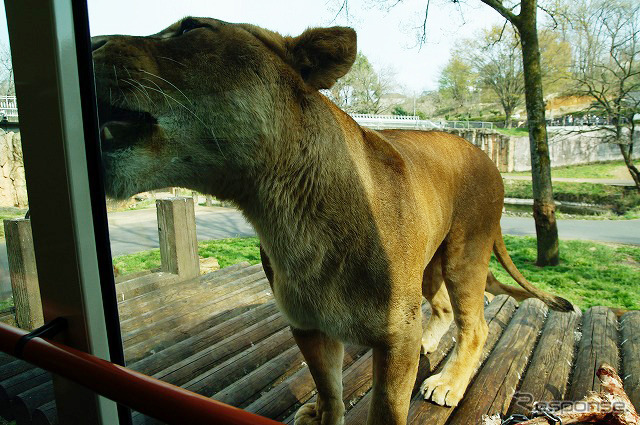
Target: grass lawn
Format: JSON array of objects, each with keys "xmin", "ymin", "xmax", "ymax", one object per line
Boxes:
[
  {"xmin": 491, "ymin": 236, "xmax": 640, "ymax": 311},
  {"xmin": 494, "ymin": 127, "xmax": 529, "ymax": 137},
  {"xmin": 113, "ymin": 237, "xmax": 261, "ymax": 275},
  {"xmin": 504, "ymin": 161, "xmax": 629, "ymax": 179},
  {"xmin": 503, "ymin": 179, "xmax": 640, "ymax": 216},
  {"xmin": 113, "ymin": 236, "xmax": 640, "ymax": 311}
]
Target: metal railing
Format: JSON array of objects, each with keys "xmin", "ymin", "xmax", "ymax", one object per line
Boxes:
[
  {"xmin": 444, "ymin": 120, "xmax": 495, "ymax": 129},
  {"xmin": 0, "ymin": 96, "xmax": 18, "ymax": 118},
  {"xmin": 350, "ymin": 114, "xmax": 494, "ymax": 130},
  {"xmin": 0, "ymin": 321, "xmax": 284, "ymax": 425}
]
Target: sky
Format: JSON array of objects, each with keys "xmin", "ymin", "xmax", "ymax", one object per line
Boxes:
[{"xmin": 1, "ymin": 0, "xmax": 505, "ymax": 92}]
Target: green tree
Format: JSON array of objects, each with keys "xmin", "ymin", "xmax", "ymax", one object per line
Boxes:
[
  {"xmin": 537, "ymin": 28, "xmax": 573, "ymax": 94},
  {"xmin": 328, "ymin": 52, "xmax": 395, "ymax": 114},
  {"xmin": 472, "ymin": 26, "xmax": 526, "ymax": 127},
  {"xmin": 438, "ymin": 54, "xmax": 473, "ymax": 109},
  {"xmin": 392, "ymin": 105, "xmax": 409, "ymax": 116}
]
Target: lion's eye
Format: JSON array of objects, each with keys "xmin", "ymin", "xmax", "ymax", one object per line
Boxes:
[{"xmin": 179, "ymin": 19, "xmax": 203, "ymax": 35}]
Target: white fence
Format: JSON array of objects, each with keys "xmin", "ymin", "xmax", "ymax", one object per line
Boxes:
[
  {"xmin": 350, "ymin": 114, "xmax": 494, "ymax": 130},
  {"xmin": 0, "ymin": 96, "xmax": 18, "ymax": 118},
  {"xmin": 0, "ymin": 99, "xmax": 498, "ymax": 130}
]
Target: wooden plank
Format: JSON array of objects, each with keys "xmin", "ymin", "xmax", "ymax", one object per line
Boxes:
[
  {"xmin": 621, "ymin": 310, "xmax": 640, "ymax": 411},
  {"xmin": 156, "ymin": 313, "xmax": 290, "ymax": 387},
  {"xmin": 0, "ymin": 369, "xmax": 50, "ymax": 419},
  {"xmin": 115, "ymin": 272, "xmax": 182, "ymax": 303},
  {"xmin": 0, "ymin": 359, "xmax": 34, "ymax": 381},
  {"xmin": 118, "ymin": 265, "xmax": 266, "ymax": 329},
  {"xmin": 11, "ymin": 380, "xmax": 54, "ymax": 425},
  {"xmin": 3, "ymin": 218, "xmax": 43, "ymax": 330},
  {"xmin": 122, "ymin": 276, "xmax": 269, "ymax": 345},
  {"xmin": 245, "ymin": 344, "xmax": 368, "ymax": 422},
  {"xmin": 508, "ymin": 308, "xmax": 582, "ymax": 416},
  {"xmin": 114, "ymin": 269, "xmax": 153, "ymax": 284},
  {"xmin": 129, "ymin": 301, "xmax": 279, "ymax": 376},
  {"xmin": 117, "ymin": 263, "xmax": 261, "ymax": 321},
  {"xmin": 32, "ymin": 400, "xmax": 57, "ymax": 425},
  {"xmin": 132, "ymin": 330, "xmax": 303, "ymax": 425},
  {"xmin": 123, "ymin": 283, "xmax": 272, "ymax": 362},
  {"xmin": 184, "ymin": 326, "xmax": 296, "ymax": 396},
  {"xmin": 401, "ymin": 294, "xmax": 519, "ymax": 425},
  {"xmin": 156, "ymin": 198, "xmax": 199, "ymax": 279},
  {"xmin": 447, "ymin": 299, "xmax": 548, "ymax": 423},
  {"xmin": 568, "ymin": 306, "xmax": 619, "ymax": 401},
  {"xmin": 212, "ymin": 344, "xmax": 306, "ymax": 409},
  {"xmin": 115, "ymin": 262, "xmax": 249, "ymax": 301}
]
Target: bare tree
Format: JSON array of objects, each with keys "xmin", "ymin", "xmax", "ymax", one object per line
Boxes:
[
  {"xmin": 0, "ymin": 43, "xmax": 14, "ymax": 97},
  {"xmin": 472, "ymin": 25, "xmax": 526, "ymax": 127},
  {"xmin": 569, "ymin": 0, "xmax": 640, "ymax": 189}
]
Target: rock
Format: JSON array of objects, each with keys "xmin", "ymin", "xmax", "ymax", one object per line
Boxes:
[{"xmin": 199, "ymin": 257, "xmax": 220, "ymax": 274}]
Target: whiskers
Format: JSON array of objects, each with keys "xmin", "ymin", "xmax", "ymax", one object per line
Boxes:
[
  {"xmin": 138, "ymin": 69, "xmax": 193, "ymax": 106},
  {"xmin": 113, "ymin": 66, "xmax": 226, "ymax": 159},
  {"xmin": 157, "ymin": 56, "xmax": 187, "ymax": 68}
]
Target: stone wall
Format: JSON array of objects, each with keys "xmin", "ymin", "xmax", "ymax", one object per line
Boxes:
[
  {"xmin": 0, "ymin": 130, "xmax": 27, "ymax": 208},
  {"xmin": 512, "ymin": 127, "xmax": 637, "ymax": 172},
  {"xmin": 445, "ymin": 127, "xmax": 635, "ymax": 172},
  {"xmin": 444, "ymin": 128, "xmax": 512, "ymax": 172}
]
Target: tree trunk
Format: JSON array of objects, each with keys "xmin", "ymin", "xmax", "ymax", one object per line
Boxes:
[
  {"xmin": 619, "ymin": 143, "xmax": 640, "ymax": 190},
  {"xmin": 503, "ymin": 105, "xmax": 512, "ymax": 128},
  {"xmin": 518, "ymin": 0, "xmax": 559, "ymax": 266}
]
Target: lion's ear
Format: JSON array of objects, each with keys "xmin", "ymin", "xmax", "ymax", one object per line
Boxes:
[{"xmin": 286, "ymin": 27, "xmax": 357, "ymax": 90}]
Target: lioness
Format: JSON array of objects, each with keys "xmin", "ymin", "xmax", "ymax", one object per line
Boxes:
[{"xmin": 92, "ymin": 18, "xmax": 572, "ymax": 425}]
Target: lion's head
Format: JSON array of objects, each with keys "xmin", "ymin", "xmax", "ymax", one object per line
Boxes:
[{"xmin": 92, "ymin": 17, "xmax": 356, "ymax": 200}]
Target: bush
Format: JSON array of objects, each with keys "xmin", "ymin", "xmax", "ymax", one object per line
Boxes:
[{"xmin": 392, "ymin": 105, "xmax": 409, "ymax": 116}]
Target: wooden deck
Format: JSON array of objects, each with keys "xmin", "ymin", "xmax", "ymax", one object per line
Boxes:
[{"xmin": 0, "ymin": 262, "xmax": 638, "ymax": 425}]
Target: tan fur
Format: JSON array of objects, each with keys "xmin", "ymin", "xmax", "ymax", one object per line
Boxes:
[{"xmin": 93, "ymin": 17, "xmax": 572, "ymax": 425}]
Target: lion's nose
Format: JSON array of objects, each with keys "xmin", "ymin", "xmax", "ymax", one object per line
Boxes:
[{"xmin": 91, "ymin": 36, "xmax": 109, "ymax": 52}]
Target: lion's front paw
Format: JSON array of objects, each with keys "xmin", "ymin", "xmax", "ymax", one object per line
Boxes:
[
  {"xmin": 420, "ymin": 372, "xmax": 467, "ymax": 407},
  {"xmin": 294, "ymin": 402, "xmax": 344, "ymax": 425}
]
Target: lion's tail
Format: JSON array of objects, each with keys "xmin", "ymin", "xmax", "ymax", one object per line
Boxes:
[{"xmin": 493, "ymin": 231, "xmax": 574, "ymax": 312}]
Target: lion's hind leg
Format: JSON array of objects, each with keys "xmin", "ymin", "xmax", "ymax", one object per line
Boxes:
[
  {"xmin": 420, "ymin": 232, "xmax": 492, "ymax": 407},
  {"xmin": 421, "ymin": 252, "xmax": 454, "ymax": 355},
  {"xmin": 292, "ymin": 328, "xmax": 345, "ymax": 425}
]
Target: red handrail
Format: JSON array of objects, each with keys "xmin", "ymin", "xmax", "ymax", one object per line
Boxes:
[{"xmin": 0, "ymin": 322, "xmax": 284, "ymax": 425}]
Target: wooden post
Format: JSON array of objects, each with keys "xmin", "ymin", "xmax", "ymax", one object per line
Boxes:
[
  {"xmin": 156, "ymin": 197, "xmax": 199, "ymax": 279},
  {"xmin": 3, "ymin": 218, "xmax": 44, "ymax": 330}
]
